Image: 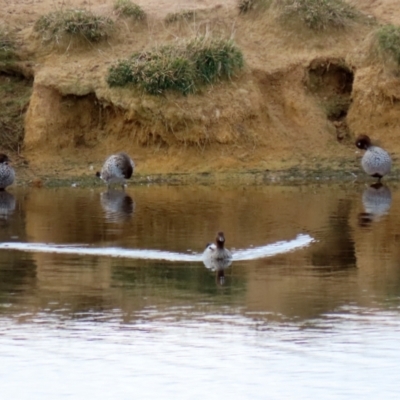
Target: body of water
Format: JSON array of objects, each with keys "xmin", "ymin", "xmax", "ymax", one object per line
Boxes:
[{"xmin": 0, "ymin": 182, "xmax": 399, "ymax": 399}]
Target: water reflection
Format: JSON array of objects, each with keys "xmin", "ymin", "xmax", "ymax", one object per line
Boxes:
[
  {"xmin": 2, "ymin": 184, "xmax": 400, "ymax": 399},
  {"xmin": 202, "ymin": 243, "xmax": 233, "ymax": 286},
  {"xmin": 359, "ymin": 183, "xmax": 392, "ymax": 227},
  {"xmin": 311, "ymin": 197, "xmax": 356, "ymax": 269},
  {"xmin": 0, "ymin": 190, "xmax": 15, "ymax": 220},
  {"xmin": 100, "ymin": 190, "xmax": 135, "ymax": 223}
]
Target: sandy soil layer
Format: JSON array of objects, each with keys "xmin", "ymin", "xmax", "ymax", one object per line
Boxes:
[{"xmin": 0, "ymin": 0, "xmax": 399, "ymax": 184}]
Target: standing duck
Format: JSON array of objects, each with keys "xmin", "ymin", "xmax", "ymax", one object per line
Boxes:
[
  {"xmin": 96, "ymin": 152, "xmax": 135, "ymax": 189},
  {"xmin": 355, "ymin": 135, "xmax": 391, "ymax": 182},
  {"xmin": 0, "ymin": 153, "xmax": 15, "ymax": 190}
]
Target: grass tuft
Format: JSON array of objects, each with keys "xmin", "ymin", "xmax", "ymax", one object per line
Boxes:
[
  {"xmin": 375, "ymin": 24, "xmax": 400, "ymax": 66},
  {"xmin": 114, "ymin": 0, "xmax": 146, "ymax": 21},
  {"xmin": 238, "ymin": 0, "xmax": 271, "ymax": 14},
  {"xmin": 108, "ymin": 46, "xmax": 197, "ymax": 95},
  {"xmin": 187, "ymin": 37, "xmax": 244, "ymax": 84},
  {"xmin": 132, "ymin": 48, "xmax": 196, "ymax": 95},
  {"xmin": 34, "ymin": 9, "xmax": 114, "ymax": 43},
  {"xmin": 277, "ymin": 0, "xmax": 359, "ymax": 31},
  {"xmin": 107, "ymin": 37, "xmax": 244, "ymax": 95},
  {"xmin": 165, "ymin": 10, "xmax": 196, "ymax": 24}
]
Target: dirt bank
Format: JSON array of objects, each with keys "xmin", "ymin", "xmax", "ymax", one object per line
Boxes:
[{"xmin": 1, "ymin": 0, "xmax": 400, "ymax": 184}]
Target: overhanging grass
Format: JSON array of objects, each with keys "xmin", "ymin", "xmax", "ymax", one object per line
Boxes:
[
  {"xmin": 34, "ymin": 9, "xmax": 114, "ymax": 43},
  {"xmin": 107, "ymin": 37, "xmax": 244, "ymax": 95},
  {"xmin": 376, "ymin": 24, "xmax": 400, "ymax": 66},
  {"xmin": 277, "ymin": 0, "xmax": 359, "ymax": 31},
  {"xmin": 114, "ymin": 0, "xmax": 146, "ymax": 20}
]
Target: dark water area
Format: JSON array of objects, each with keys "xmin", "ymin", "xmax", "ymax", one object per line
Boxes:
[{"xmin": 0, "ymin": 182, "xmax": 400, "ymax": 399}]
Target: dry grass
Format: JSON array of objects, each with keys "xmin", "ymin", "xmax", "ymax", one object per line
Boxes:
[{"xmin": 165, "ymin": 10, "xmax": 197, "ymax": 24}]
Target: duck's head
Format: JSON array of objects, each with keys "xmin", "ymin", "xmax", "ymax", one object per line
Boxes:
[
  {"xmin": 215, "ymin": 231, "xmax": 226, "ymax": 248},
  {"xmin": 355, "ymin": 134, "xmax": 372, "ymax": 150},
  {"xmin": 0, "ymin": 154, "xmax": 10, "ymax": 164}
]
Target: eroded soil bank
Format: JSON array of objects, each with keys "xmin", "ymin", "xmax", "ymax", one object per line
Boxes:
[{"xmin": 1, "ymin": 0, "xmax": 400, "ymax": 186}]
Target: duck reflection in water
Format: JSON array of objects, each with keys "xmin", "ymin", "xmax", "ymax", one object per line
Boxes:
[
  {"xmin": 0, "ymin": 190, "xmax": 16, "ymax": 222},
  {"xmin": 358, "ymin": 183, "xmax": 392, "ymax": 227},
  {"xmin": 202, "ymin": 232, "xmax": 233, "ymax": 285},
  {"xmin": 100, "ymin": 190, "xmax": 135, "ymax": 223}
]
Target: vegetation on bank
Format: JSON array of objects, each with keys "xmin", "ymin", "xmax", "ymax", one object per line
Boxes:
[
  {"xmin": 34, "ymin": 9, "xmax": 114, "ymax": 43},
  {"xmin": 0, "ymin": 75, "xmax": 32, "ymax": 152},
  {"xmin": 0, "ymin": 31, "xmax": 28, "ymax": 152},
  {"xmin": 375, "ymin": 24, "xmax": 400, "ymax": 67},
  {"xmin": 107, "ymin": 37, "xmax": 244, "ymax": 95},
  {"xmin": 277, "ymin": 0, "xmax": 359, "ymax": 31},
  {"xmin": 238, "ymin": 0, "xmax": 360, "ymax": 31},
  {"xmin": 238, "ymin": 0, "xmax": 271, "ymax": 14},
  {"xmin": 165, "ymin": 10, "xmax": 197, "ymax": 24},
  {"xmin": 0, "ymin": 29, "xmax": 16, "ymax": 62},
  {"xmin": 113, "ymin": 0, "xmax": 146, "ymax": 21}
]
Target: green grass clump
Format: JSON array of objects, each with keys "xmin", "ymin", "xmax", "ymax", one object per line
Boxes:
[
  {"xmin": 114, "ymin": 0, "xmax": 146, "ymax": 20},
  {"xmin": 107, "ymin": 38, "xmax": 244, "ymax": 95},
  {"xmin": 107, "ymin": 59, "xmax": 134, "ymax": 87},
  {"xmin": 165, "ymin": 10, "xmax": 196, "ymax": 24},
  {"xmin": 187, "ymin": 38, "xmax": 244, "ymax": 84},
  {"xmin": 34, "ymin": 9, "xmax": 114, "ymax": 43},
  {"xmin": 278, "ymin": 0, "xmax": 359, "ymax": 31},
  {"xmin": 134, "ymin": 52, "xmax": 195, "ymax": 95},
  {"xmin": 376, "ymin": 24, "xmax": 400, "ymax": 66},
  {"xmin": 108, "ymin": 47, "xmax": 196, "ymax": 95}
]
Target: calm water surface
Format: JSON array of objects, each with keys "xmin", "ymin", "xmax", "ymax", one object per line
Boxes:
[{"xmin": 0, "ymin": 182, "xmax": 400, "ymax": 399}]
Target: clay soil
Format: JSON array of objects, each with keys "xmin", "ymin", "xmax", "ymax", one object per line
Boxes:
[{"xmin": 1, "ymin": 0, "xmax": 400, "ymax": 185}]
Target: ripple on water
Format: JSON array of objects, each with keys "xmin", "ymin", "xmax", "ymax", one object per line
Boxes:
[{"xmin": 0, "ymin": 306, "xmax": 400, "ymax": 399}]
